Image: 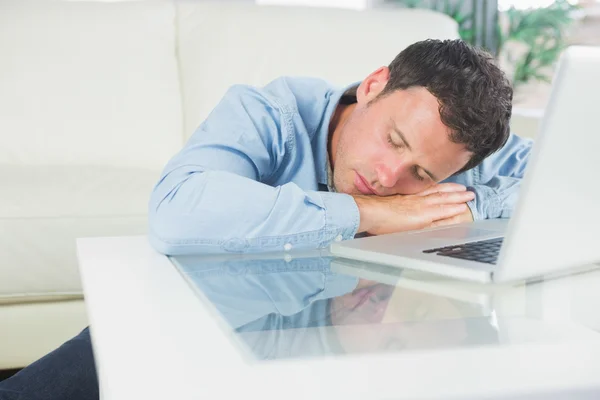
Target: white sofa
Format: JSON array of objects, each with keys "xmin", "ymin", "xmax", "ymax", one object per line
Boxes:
[{"xmin": 0, "ymin": 0, "xmax": 489, "ymax": 369}]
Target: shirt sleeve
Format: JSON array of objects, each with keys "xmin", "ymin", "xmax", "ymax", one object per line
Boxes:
[
  {"xmin": 446, "ymin": 134, "xmax": 533, "ymax": 220},
  {"xmin": 179, "ymin": 256, "xmax": 358, "ymax": 329},
  {"xmin": 457, "ymin": 133, "xmax": 534, "ymax": 220},
  {"xmin": 148, "ymin": 85, "xmax": 359, "ymax": 255}
]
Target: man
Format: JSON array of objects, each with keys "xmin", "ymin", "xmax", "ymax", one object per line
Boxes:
[
  {"xmin": 0, "ymin": 39, "xmax": 531, "ymax": 400},
  {"xmin": 148, "ymin": 39, "xmax": 529, "ymax": 256}
]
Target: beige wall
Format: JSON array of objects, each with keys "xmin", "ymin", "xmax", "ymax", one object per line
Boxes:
[{"xmin": 511, "ymin": 108, "xmax": 543, "ymax": 140}]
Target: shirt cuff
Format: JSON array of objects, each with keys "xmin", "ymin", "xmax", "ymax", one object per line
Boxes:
[
  {"xmin": 467, "ymin": 185, "xmax": 502, "ymax": 220},
  {"xmin": 315, "ymin": 191, "xmax": 360, "ymax": 241}
]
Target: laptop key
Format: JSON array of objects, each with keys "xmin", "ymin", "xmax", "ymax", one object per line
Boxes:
[{"xmin": 423, "ymin": 237, "xmax": 504, "ymax": 265}]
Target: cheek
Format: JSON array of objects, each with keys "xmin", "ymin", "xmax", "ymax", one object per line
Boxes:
[
  {"xmin": 341, "ymin": 135, "xmax": 381, "ymax": 168},
  {"xmin": 336, "ymin": 131, "xmax": 359, "ymax": 161}
]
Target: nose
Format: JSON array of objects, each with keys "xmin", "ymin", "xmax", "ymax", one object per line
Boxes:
[{"xmin": 375, "ymin": 158, "xmax": 407, "ymax": 188}]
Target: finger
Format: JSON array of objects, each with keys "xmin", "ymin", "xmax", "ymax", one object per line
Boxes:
[
  {"xmin": 428, "ymin": 203, "xmax": 470, "ymax": 221},
  {"xmin": 417, "ymin": 183, "xmax": 467, "ymax": 196},
  {"xmin": 430, "ymin": 213, "xmax": 467, "ymax": 228},
  {"xmin": 425, "ymin": 190, "xmax": 475, "ymax": 205}
]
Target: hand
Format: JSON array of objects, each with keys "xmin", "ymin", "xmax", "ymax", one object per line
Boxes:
[
  {"xmin": 430, "ymin": 207, "xmax": 474, "ymax": 228},
  {"xmin": 418, "ymin": 183, "xmax": 475, "ymax": 228},
  {"xmin": 353, "ymin": 183, "xmax": 475, "ymax": 236}
]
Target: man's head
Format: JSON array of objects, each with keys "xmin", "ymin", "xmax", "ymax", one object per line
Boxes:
[{"xmin": 329, "ymin": 39, "xmax": 513, "ymax": 196}]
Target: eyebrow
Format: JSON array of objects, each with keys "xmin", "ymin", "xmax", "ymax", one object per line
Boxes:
[{"xmin": 392, "ymin": 122, "xmax": 439, "ymax": 182}]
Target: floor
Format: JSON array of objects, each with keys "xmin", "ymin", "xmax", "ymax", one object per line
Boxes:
[{"xmin": 0, "ymin": 369, "xmax": 21, "ymax": 382}]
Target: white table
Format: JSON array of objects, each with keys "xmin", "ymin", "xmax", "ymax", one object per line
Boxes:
[{"xmin": 77, "ymin": 235, "xmax": 600, "ymax": 400}]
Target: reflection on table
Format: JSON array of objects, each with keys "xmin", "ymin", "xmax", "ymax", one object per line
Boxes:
[{"xmin": 171, "ymin": 251, "xmax": 600, "ymax": 361}]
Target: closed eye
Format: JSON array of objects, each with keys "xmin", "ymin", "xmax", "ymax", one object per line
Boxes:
[
  {"xmin": 412, "ymin": 166, "xmax": 426, "ymax": 182},
  {"xmin": 388, "ymin": 135, "xmax": 427, "ymax": 182},
  {"xmin": 387, "ymin": 134, "xmax": 404, "ymax": 149}
]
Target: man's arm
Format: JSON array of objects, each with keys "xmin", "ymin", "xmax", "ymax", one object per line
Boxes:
[
  {"xmin": 352, "ymin": 186, "xmax": 475, "ymax": 235},
  {"xmin": 149, "ymin": 81, "xmax": 489, "ymax": 253},
  {"xmin": 444, "ymin": 133, "xmax": 534, "ymax": 220},
  {"xmin": 148, "ymin": 84, "xmax": 360, "ymax": 255}
]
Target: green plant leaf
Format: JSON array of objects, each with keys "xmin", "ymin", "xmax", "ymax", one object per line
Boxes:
[
  {"xmin": 499, "ymin": 0, "xmax": 577, "ymax": 86},
  {"xmin": 391, "ymin": 0, "xmax": 420, "ymax": 8}
]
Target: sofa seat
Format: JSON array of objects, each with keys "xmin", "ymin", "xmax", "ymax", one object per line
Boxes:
[{"xmin": 0, "ymin": 164, "xmax": 161, "ymax": 302}]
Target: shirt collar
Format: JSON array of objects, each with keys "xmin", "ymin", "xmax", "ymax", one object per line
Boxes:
[{"xmin": 315, "ymin": 81, "xmax": 361, "ymax": 188}]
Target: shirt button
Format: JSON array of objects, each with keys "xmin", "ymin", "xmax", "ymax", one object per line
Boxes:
[
  {"xmin": 284, "ymin": 254, "xmax": 293, "ymax": 262},
  {"xmin": 283, "ymin": 243, "xmax": 293, "ymax": 251},
  {"xmin": 334, "ymin": 235, "xmax": 343, "ymax": 242}
]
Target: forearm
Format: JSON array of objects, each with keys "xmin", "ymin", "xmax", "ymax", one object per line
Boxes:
[
  {"xmin": 351, "ymin": 187, "xmax": 475, "ymax": 235},
  {"xmin": 148, "ymin": 169, "xmax": 360, "ymax": 255}
]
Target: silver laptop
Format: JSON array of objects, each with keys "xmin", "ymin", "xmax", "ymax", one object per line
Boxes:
[{"xmin": 330, "ymin": 45, "xmax": 600, "ymax": 284}]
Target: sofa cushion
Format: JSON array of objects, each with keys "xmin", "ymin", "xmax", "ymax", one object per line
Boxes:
[
  {"xmin": 176, "ymin": 1, "xmax": 460, "ymax": 138},
  {"xmin": 0, "ymin": 165, "xmax": 160, "ymax": 298},
  {"xmin": 0, "ymin": 300, "xmax": 88, "ymax": 369},
  {"xmin": 0, "ymin": 0, "xmax": 182, "ymax": 169}
]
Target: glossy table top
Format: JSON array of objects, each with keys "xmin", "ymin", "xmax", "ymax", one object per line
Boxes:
[
  {"xmin": 77, "ymin": 236, "xmax": 600, "ymax": 400},
  {"xmin": 171, "ymin": 251, "xmax": 600, "ymax": 360}
]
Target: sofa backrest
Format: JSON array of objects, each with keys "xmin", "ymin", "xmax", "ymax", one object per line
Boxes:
[
  {"xmin": 176, "ymin": 1, "xmax": 459, "ymax": 138},
  {"xmin": 0, "ymin": 0, "xmax": 182, "ymax": 169},
  {"xmin": 0, "ymin": 0, "xmax": 460, "ymax": 168}
]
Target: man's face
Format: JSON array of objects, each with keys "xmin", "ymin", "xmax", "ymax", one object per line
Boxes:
[{"xmin": 330, "ymin": 67, "xmax": 473, "ymax": 196}]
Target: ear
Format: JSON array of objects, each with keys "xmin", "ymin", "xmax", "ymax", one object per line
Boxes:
[{"xmin": 356, "ymin": 66, "xmax": 390, "ymax": 105}]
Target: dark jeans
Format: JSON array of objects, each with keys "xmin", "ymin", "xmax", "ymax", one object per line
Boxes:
[{"xmin": 0, "ymin": 327, "xmax": 99, "ymax": 400}]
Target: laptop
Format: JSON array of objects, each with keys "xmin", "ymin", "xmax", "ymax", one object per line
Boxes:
[{"xmin": 330, "ymin": 45, "xmax": 600, "ymax": 284}]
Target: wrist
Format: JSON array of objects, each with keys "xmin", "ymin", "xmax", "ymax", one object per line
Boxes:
[{"xmin": 352, "ymin": 195, "xmax": 375, "ymax": 234}]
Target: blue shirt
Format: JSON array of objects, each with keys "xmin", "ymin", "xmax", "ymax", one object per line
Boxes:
[{"xmin": 148, "ymin": 77, "xmax": 533, "ymax": 255}]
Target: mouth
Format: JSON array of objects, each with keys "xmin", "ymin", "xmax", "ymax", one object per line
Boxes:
[{"xmin": 354, "ymin": 173, "xmax": 377, "ymax": 195}]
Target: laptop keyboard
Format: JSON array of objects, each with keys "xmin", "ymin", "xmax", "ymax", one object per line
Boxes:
[{"xmin": 422, "ymin": 237, "xmax": 504, "ymax": 265}]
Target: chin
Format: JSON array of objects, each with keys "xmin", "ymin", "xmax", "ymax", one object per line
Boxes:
[{"xmin": 336, "ymin": 181, "xmax": 356, "ymax": 195}]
